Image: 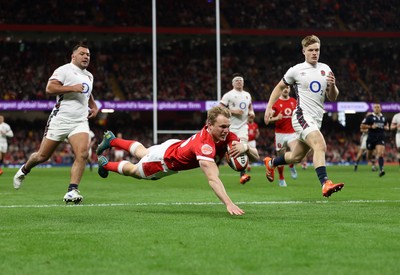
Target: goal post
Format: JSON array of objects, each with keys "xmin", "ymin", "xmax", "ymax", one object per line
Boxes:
[{"xmin": 152, "ymin": 0, "xmax": 221, "ymax": 144}]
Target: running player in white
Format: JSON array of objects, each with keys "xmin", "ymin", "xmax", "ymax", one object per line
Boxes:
[
  {"xmin": 264, "ymin": 35, "xmax": 344, "ymax": 197},
  {"xmin": 13, "ymin": 44, "xmax": 99, "ymax": 203},
  {"xmin": 390, "ymin": 112, "xmax": 400, "ymax": 167},
  {"xmin": 220, "ymin": 73, "xmax": 255, "ymax": 184},
  {"xmin": 0, "ymin": 115, "xmax": 14, "ymax": 176}
]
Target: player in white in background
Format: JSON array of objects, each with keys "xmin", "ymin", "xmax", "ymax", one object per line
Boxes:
[
  {"xmin": 390, "ymin": 112, "xmax": 400, "ymax": 166},
  {"xmin": 264, "ymin": 35, "xmax": 344, "ymax": 197},
  {"xmin": 0, "ymin": 115, "xmax": 14, "ymax": 176},
  {"xmin": 220, "ymin": 73, "xmax": 255, "ymax": 184},
  {"xmin": 13, "ymin": 43, "xmax": 99, "ymax": 203},
  {"xmin": 96, "ymin": 106, "xmax": 259, "ymax": 216}
]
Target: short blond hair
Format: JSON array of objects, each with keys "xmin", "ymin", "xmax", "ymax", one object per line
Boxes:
[
  {"xmin": 207, "ymin": 106, "xmax": 231, "ymax": 125},
  {"xmin": 301, "ymin": 35, "xmax": 320, "ymax": 48}
]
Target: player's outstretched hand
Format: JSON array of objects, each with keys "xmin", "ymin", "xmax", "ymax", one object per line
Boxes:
[{"xmin": 227, "ymin": 204, "xmax": 245, "ymax": 216}]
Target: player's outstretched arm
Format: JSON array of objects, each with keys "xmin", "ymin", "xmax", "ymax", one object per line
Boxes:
[{"xmin": 199, "ymin": 159, "xmax": 244, "ymax": 216}]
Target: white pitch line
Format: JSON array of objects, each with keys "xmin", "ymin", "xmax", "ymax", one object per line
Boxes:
[{"xmin": 0, "ymin": 200, "xmax": 400, "ymax": 208}]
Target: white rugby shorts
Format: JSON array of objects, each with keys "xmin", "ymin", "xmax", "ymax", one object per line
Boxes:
[
  {"xmin": 45, "ymin": 116, "xmax": 89, "ymax": 141},
  {"xmin": 275, "ymin": 132, "xmax": 298, "ymax": 151},
  {"xmin": 291, "ymin": 113, "xmax": 322, "ymax": 141},
  {"xmin": 136, "ymin": 139, "xmax": 180, "ymax": 180},
  {"xmin": 0, "ymin": 142, "xmax": 8, "ymax": 153}
]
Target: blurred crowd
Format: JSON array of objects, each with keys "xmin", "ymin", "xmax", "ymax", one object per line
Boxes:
[
  {"xmin": 1, "ymin": 1, "xmax": 399, "ymax": 102},
  {"xmin": 1, "ymin": 0, "xmax": 399, "ymax": 31},
  {"xmin": 1, "ymin": 39, "xmax": 399, "ymax": 103},
  {"xmin": 1, "ymin": 0, "xmax": 399, "ymax": 166}
]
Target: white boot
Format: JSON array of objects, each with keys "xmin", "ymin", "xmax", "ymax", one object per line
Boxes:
[
  {"xmin": 13, "ymin": 166, "xmax": 26, "ymax": 190},
  {"xmin": 63, "ymin": 189, "xmax": 83, "ymax": 204}
]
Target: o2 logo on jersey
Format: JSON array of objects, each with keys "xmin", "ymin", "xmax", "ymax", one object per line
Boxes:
[
  {"xmin": 82, "ymin": 82, "xmax": 90, "ymax": 94},
  {"xmin": 309, "ymin": 81, "xmax": 321, "ymax": 93},
  {"xmin": 239, "ymin": 102, "xmax": 247, "ymax": 110}
]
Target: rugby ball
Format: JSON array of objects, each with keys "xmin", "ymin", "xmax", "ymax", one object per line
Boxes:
[{"xmin": 226, "ymin": 142, "xmax": 249, "ymax": 172}]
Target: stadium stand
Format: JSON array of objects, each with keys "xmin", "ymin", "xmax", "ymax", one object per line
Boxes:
[
  {"xmin": 1, "ymin": 39, "xmax": 399, "ymax": 102},
  {"xmin": 1, "ymin": 0, "xmax": 399, "ymax": 31},
  {"xmin": 1, "ymin": 0, "xmax": 399, "ymax": 164}
]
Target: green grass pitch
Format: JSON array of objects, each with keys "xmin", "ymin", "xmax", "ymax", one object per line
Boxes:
[{"xmin": 1, "ymin": 164, "xmax": 399, "ymax": 275}]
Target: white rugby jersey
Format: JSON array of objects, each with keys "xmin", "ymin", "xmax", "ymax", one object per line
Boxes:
[
  {"xmin": 392, "ymin": 113, "xmax": 400, "ymax": 133},
  {"xmin": 220, "ymin": 89, "xmax": 252, "ymax": 132},
  {"xmin": 283, "ymin": 61, "xmax": 332, "ymax": 122},
  {"xmin": 49, "ymin": 62, "xmax": 93, "ymax": 123},
  {"xmin": 0, "ymin": 122, "xmax": 13, "ymax": 145}
]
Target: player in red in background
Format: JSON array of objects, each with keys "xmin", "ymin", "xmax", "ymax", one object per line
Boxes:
[
  {"xmin": 266, "ymin": 86, "xmax": 298, "ymax": 187},
  {"xmin": 96, "ymin": 106, "xmax": 259, "ymax": 216},
  {"xmin": 246, "ymin": 115, "xmax": 260, "ymax": 172}
]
